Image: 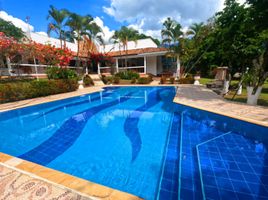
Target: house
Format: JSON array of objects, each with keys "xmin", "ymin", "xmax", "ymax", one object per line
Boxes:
[
  {"xmin": 1, "ymin": 32, "xmax": 173, "ymax": 77},
  {"xmin": 30, "ymin": 34, "xmax": 171, "ymax": 76}
]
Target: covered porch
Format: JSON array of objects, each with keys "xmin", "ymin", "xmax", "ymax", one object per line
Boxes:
[{"xmin": 98, "ymin": 47, "xmax": 170, "ymax": 75}]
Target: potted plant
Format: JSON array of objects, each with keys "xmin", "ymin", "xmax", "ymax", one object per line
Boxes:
[{"xmin": 194, "ymin": 72, "xmax": 201, "ymax": 85}]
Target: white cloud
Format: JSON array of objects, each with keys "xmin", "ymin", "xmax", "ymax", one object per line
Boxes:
[
  {"xmin": 103, "ymin": 0, "xmax": 237, "ymax": 39},
  {"xmin": 0, "ymin": 10, "xmax": 34, "ymax": 32},
  {"xmin": 36, "ymin": 31, "xmax": 48, "ymax": 37},
  {"xmin": 94, "ymin": 16, "xmax": 114, "ymax": 44}
]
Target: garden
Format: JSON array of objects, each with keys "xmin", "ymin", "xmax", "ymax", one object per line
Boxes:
[{"xmin": 0, "ymin": 32, "xmax": 80, "ymax": 103}]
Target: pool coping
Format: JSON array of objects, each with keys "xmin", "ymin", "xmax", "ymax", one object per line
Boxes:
[{"xmin": 0, "ymin": 152, "xmax": 141, "ymax": 200}]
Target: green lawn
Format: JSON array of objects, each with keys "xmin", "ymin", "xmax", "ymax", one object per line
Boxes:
[{"xmin": 200, "ymin": 78, "xmax": 268, "ymax": 107}]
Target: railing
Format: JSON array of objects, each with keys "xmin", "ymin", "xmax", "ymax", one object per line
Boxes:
[
  {"xmin": 0, "ymin": 64, "xmax": 84, "ymax": 77},
  {"xmin": 98, "ymin": 65, "xmax": 146, "ymax": 74}
]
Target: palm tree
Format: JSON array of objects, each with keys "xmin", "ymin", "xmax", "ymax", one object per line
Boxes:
[
  {"xmin": 161, "ymin": 17, "xmax": 175, "ymax": 48},
  {"xmin": 187, "ymin": 22, "xmax": 204, "ymax": 37},
  {"xmin": 161, "ymin": 18, "xmax": 184, "ymax": 78},
  {"xmin": 66, "ymin": 13, "xmax": 102, "ymax": 66},
  {"xmin": 111, "ymin": 26, "xmax": 139, "ymax": 68},
  {"xmin": 47, "ymin": 5, "xmax": 69, "ymax": 49}
]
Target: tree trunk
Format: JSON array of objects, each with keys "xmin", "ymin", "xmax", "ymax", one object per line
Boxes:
[
  {"xmin": 125, "ymin": 44, "xmax": 128, "ymax": 68},
  {"xmin": 76, "ymin": 40, "xmax": 80, "ymax": 67},
  {"xmin": 59, "ymin": 31, "xmax": 62, "ymax": 49},
  {"xmin": 6, "ymin": 56, "xmax": 13, "ymax": 76},
  {"xmin": 222, "ymin": 80, "xmax": 230, "ymax": 95},
  {"xmin": 176, "ymin": 55, "xmax": 181, "ymax": 78},
  {"xmin": 237, "ymin": 85, "xmax": 242, "ymax": 95},
  {"xmin": 247, "ymin": 86, "xmax": 262, "ymax": 105},
  {"xmin": 33, "ymin": 57, "xmax": 39, "ymax": 81}
]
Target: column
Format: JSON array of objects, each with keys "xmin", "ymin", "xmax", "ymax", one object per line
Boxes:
[
  {"xmin": 144, "ymin": 56, "xmax": 147, "ymax": 74},
  {"xmin": 116, "ymin": 58, "xmax": 119, "ymax": 72},
  {"xmin": 97, "ymin": 62, "xmax": 100, "ymax": 74}
]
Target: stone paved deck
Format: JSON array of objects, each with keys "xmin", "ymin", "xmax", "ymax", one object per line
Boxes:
[
  {"xmin": 0, "ymin": 163, "xmax": 93, "ymax": 200},
  {"xmin": 174, "ymin": 85, "xmax": 268, "ymax": 127}
]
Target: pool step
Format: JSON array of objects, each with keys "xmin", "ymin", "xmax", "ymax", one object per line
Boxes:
[
  {"xmin": 157, "ymin": 112, "xmax": 181, "ymax": 200},
  {"xmin": 88, "ymin": 74, "xmax": 105, "ymax": 86}
]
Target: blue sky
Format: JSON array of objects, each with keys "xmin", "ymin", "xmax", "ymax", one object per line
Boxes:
[
  {"xmin": 0, "ymin": 0, "xmax": 244, "ymax": 41},
  {"xmin": 0, "ymin": 0, "xmax": 123, "ymax": 32}
]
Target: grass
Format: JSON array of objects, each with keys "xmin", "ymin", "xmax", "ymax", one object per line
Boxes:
[{"xmin": 200, "ymin": 78, "xmax": 268, "ymax": 107}]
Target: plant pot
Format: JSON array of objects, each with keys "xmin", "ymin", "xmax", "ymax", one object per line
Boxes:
[
  {"xmin": 78, "ymin": 80, "xmax": 84, "ymax": 89},
  {"xmin": 194, "ymin": 75, "xmax": 200, "ymax": 85}
]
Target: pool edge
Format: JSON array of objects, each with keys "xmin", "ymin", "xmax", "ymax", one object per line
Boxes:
[
  {"xmin": 173, "ymin": 97, "xmax": 268, "ymax": 128},
  {"xmin": 0, "ymin": 152, "xmax": 142, "ymax": 200}
]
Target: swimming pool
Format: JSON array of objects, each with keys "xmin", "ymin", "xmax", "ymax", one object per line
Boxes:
[{"xmin": 0, "ymin": 86, "xmax": 267, "ymax": 200}]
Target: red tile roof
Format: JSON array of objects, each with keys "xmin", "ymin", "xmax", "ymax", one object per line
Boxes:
[{"xmin": 107, "ymin": 47, "xmax": 168, "ymax": 57}]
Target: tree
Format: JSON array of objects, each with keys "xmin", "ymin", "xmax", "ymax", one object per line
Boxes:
[
  {"xmin": 66, "ymin": 13, "xmax": 101, "ymax": 66},
  {"xmin": 187, "ymin": 22, "xmax": 204, "ymax": 39},
  {"xmin": 0, "ymin": 18, "xmax": 24, "ymax": 41},
  {"xmin": 242, "ymin": 0, "xmax": 268, "ymax": 104},
  {"xmin": 111, "ymin": 26, "xmax": 139, "ymax": 68},
  {"xmin": 47, "ymin": 5, "xmax": 69, "ymax": 49},
  {"xmin": 161, "ymin": 17, "xmax": 184, "ymax": 78}
]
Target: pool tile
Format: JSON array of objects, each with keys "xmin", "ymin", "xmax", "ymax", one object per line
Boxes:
[{"xmin": 198, "ymin": 133, "xmax": 268, "ymax": 200}]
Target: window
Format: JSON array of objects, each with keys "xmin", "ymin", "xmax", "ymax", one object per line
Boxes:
[{"xmin": 118, "ymin": 57, "xmax": 144, "ymax": 68}]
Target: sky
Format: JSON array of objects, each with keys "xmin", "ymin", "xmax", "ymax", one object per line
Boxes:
[{"xmin": 0, "ymin": 0, "xmax": 245, "ymax": 43}]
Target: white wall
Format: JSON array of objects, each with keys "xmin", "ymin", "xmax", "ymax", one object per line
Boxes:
[
  {"xmin": 30, "ymin": 32, "xmax": 78, "ymax": 52},
  {"xmin": 146, "ymin": 56, "xmax": 157, "ymax": 75},
  {"xmin": 100, "ymin": 38, "xmax": 157, "ymax": 53},
  {"xmin": 157, "ymin": 56, "xmax": 163, "ymax": 75}
]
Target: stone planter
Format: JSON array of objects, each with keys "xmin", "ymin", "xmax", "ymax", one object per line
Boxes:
[{"xmin": 194, "ymin": 75, "xmax": 200, "ymax": 85}]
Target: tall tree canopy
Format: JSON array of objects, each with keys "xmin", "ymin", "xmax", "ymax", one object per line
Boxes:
[
  {"xmin": 47, "ymin": 5, "xmax": 69, "ymax": 48},
  {"xmin": 66, "ymin": 13, "xmax": 102, "ymax": 66},
  {"xmin": 0, "ymin": 18, "xmax": 25, "ymax": 40}
]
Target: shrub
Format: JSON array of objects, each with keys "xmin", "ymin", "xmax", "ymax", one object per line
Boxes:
[
  {"xmin": 178, "ymin": 77, "xmax": 194, "ymax": 84},
  {"xmin": 115, "ymin": 71, "xmax": 140, "ymax": 80},
  {"xmin": 113, "ymin": 76, "xmax": 120, "ymax": 84},
  {"xmin": 170, "ymin": 77, "xmax": 175, "ymax": 84},
  {"xmin": 137, "ymin": 77, "xmax": 151, "ymax": 84},
  {"xmin": 0, "ymin": 79, "xmax": 78, "ymax": 103},
  {"xmin": 131, "ymin": 77, "xmax": 136, "ymax": 84},
  {"xmin": 83, "ymin": 75, "xmax": 94, "ymax": 86},
  {"xmin": 147, "ymin": 74, "xmax": 153, "ymax": 82},
  {"xmin": 0, "ymin": 77, "xmax": 35, "ymax": 84},
  {"xmin": 101, "ymin": 75, "xmax": 114, "ymax": 85},
  {"xmin": 46, "ymin": 66, "xmax": 77, "ymax": 80}
]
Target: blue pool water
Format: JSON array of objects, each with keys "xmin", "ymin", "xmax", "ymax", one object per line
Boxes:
[{"xmin": 0, "ymin": 86, "xmax": 267, "ymax": 200}]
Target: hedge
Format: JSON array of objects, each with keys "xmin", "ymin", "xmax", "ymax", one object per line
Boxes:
[
  {"xmin": 115, "ymin": 71, "xmax": 140, "ymax": 80},
  {"xmin": 137, "ymin": 77, "xmax": 152, "ymax": 84},
  {"xmin": 0, "ymin": 79, "xmax": 78, "ymax": 103}
]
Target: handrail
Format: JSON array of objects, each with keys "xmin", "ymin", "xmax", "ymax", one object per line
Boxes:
[
  {"xmin": 9, "ymin": 63, "xmax": 83, "ymax": 69},
  {"xmin": 118, "ymin": 66, "xmax": 145, "ymax": 69}
]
